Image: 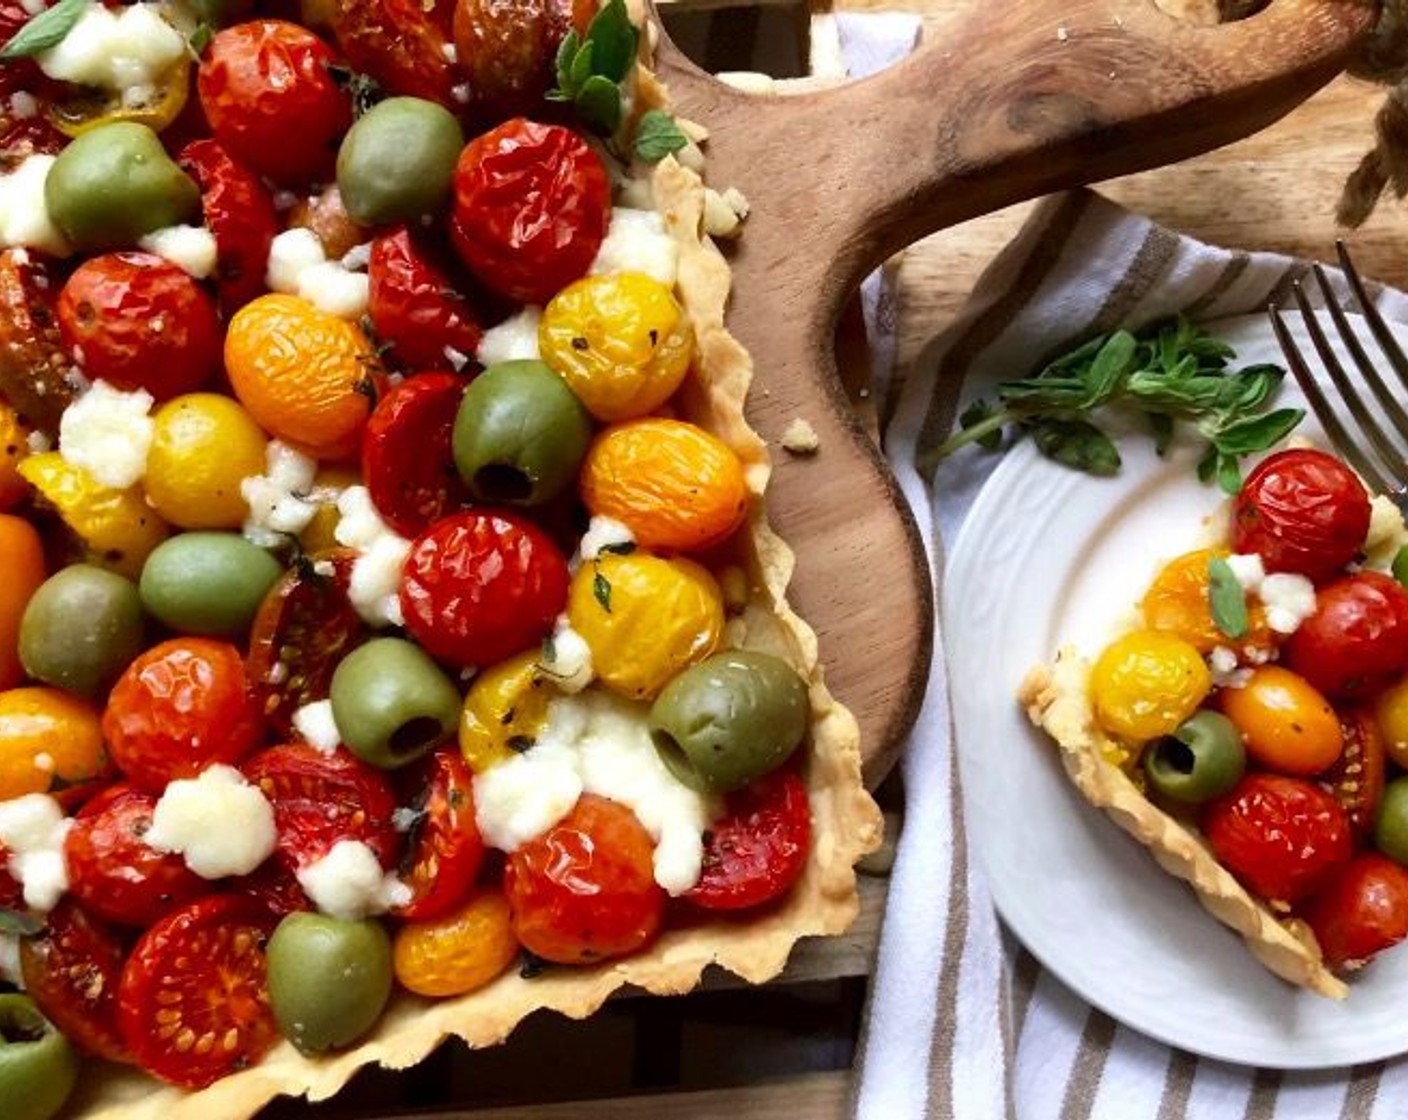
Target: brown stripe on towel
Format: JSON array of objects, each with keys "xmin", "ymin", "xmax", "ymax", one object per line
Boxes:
[
  {"xmin": 1085, "ymin": 221, "xmax": 1182, "ymax": 336},
  {"xmin": 1057, "ymin": 1009, "xmax": 1117, "ymax": 1120},
  {"xmin": 1338, "ymin": 1063, "xmax": 1385, "ymax": 1120},
  {"xmin": 1243, "ymin": 1067, "xmax": 1282, "ymax": 1120},
  {"xmin": 1267, "ymin": 262, "xmax": 1314, "ymax": 310},
  {"xmin": 914, "ymin": 190, "xmax": 1093, "ymax": 477},
  {"xmin": 1184, "ymin": 251, "xmax": 1253, "ymax": 320},
  {"xmin": 1010, "ymin": 944, "xmax": 1042, "ymax": 1041},
  {"xmin": 1154, "ymin": 1050, "xmax": 1198, "ymax": 1120}
]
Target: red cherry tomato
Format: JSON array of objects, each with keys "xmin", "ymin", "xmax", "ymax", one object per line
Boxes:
[
  {"xmin": 0, "ymin": 840, "xmax": 20, "ymax": 910},
  {"xmin": 505, "ymin": 793, "xmax": 664, "ymax": 964},
  {"xmin": 451, "ymin": 0, "xmax": 592, "ymax": 121},
  {"xmin": 231, "ymin": 858, "xmax": 314, "ymax": 919},
  {"xmin": 363, "ymin": 372, "xmax": 469, "ymax": 537},
  {"xmin": 0, "ymin": 248, "xmax": 79, "ymax": 431},
  {"xmin": 1202, "ymin": 773, "xmax": 1352, "ymax": 904},
  {"xmin": 56, "ymin": 252, "xmax": 221, "ymax": 400},
  {"xmin": 1321, "ymin": 707, "xmax": 1388, "ymax": 841},
  {"xmin": 1301, "ymin": 853, "xmax": 1408, "ymax": 970},
  {"xmin": 102, "ymin": 637, "xmax": 265, "ymax": 793},
  {"xmin": 1284, "ymin": 571, "xmax": 1408, "ymax": 701},
  {"xmin": 64, "ymin": 783, "xmax": 210, "ymax": 927},
  {"xmin": 243, "ymin": 744, "xmax": 400, "ymax": 872},
  {"xmin": 177, "ymin": 139, "xmax": 279, "ymax": 315},
  {"xmin": 368, "ymin": 227, "xmax": 485, "ymax": 371},
  {"xmin": 197, "ymin": 21, "xmax": 351, "ymax": 185},
  {"xmin": 0, "ymin": 116, "xmax": 65, "ymax": 172},
  {"xmin": 450, "ymin": 118, "xmax": 610, "ymax": 304},
  {"xmin": 331, "ymin": 0, "xmax": 459, "ymax": 106},
  {"xmin": 117, "ymin": 894, "xmax": 278, "ymax": 1089},
  {"xmin": 19, "ymin": 899, "xmax": 134, "ymax": 1063},
  {"xmin": 1231, "ymin": 449, "xmax": 1370, "ymax": 583},
  {"xmin": 683, "ymin": 768, "xmax": 811, "ymax": 912},
  {"xmin": 400, "ymin": 509, "xmax": 569, "ymax": 667},
  {"xmin": 393, "ymin": 749, "xmax": 485, "ymax": 921},
  {"xmin": 246, "ymin": 551, "xmax": 366, "ymax": 739}
]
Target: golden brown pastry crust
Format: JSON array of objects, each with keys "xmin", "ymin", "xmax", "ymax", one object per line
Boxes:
[{"xmin": 1018, "ymin": 648, "xmax": 1346, "ymax": 1000}]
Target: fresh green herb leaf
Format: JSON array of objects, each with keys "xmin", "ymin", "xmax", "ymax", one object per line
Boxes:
[
  {"xmin": 1, "ymin": 0, "xmax": 86, "ymax": 60},
  {"xmin": 634, "ymin": 109, "xmax": 689, "ymax": 163},
  {"xmin": 568, "ymin": 39, "xmax": 595, "ymax": 91},
  {"xmin": 1208, "ymin": 407, "xmax": 1305, "ymax": 456},
  {"xmin": 554, "ymin": 28, "xmax": 580, "ymax": 89},
  {"xmin": 574, "ymin": 74, "xmax": 621, "ymax": 133},
  {"xmin": 1216, "ymin": 452, "xmax": 1244, "ymax": 496},
  {"xmin": 1196, "ymin": 446, "xmax": 1218, "ymax": 484},
  {"xmin": 585, "ymin": 0, "xmax": 638, "ymax": 83},
  {"xmin": 959, "ymin": 399, "xmax": 1004, "ymax": 451},
  {"xmin": 189, "ymin": 21, "xmax": 214, "ymax": 56},
  {"xmin": 1029, "ymin": 418, "xmax": 1120, "ymax": 476},
  {"xmin": 0, "ymin": 908, "xmax": 42, "ymax": 936},
  {"xmin": 545, "ymin": 0, "xmax": 636, "ymax": 132},
  {"xmin": 1207, "ymin": 556, "xmax": 1248, "ymax": 639},
  {"xmin": 593, "ymin": 569, "xmax": 612, "ymax": 613}
]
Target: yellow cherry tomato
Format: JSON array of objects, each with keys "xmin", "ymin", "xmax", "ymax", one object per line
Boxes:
[
  {"xmin": 392, "ymin": 890, "xmax": 518, "ymax": 998},
  {"xmin": 1222, "ymin": 666, "xmax": 1343, "ymax": 776},
  {"xmin": 48, "ymin": 59, "xmax": 191, "ymax": 137},
  {"xmin": 1089, "ymin": 629, "xmax": 1211, "ymax": 741},
  {"xmin": 0, "ymin": 687, "xmax": 108, "ymax": 800},
  {"xmin": 298, "ymin": 465, "xmax": 360, "ymax": 553},
  {"xmin": 459, "ymin": 651, "xmax": 553, "ymax": 773},
  {"xmin": 1376, "ymin": 676, "xmax": 1408, "ymax": 770},
  {"xmin": 0, "ymin": 516, "xmax": 44, "ymax": 691},
  {"xmin": 539, "ymin": 272, "xmax": 694, "ymax": 422},
  {"xmin": 567, "ymin": 552, "xmax": 723, "ymax": 700},
  {"xmin": 1140, "ymin": 548, "xmax": 1274, "ymax": 657},
  {"xmin": 0, "ymin": 402, "xmax": 33, "ymax": 511},
  {"xmin": 18, "ymin": 452, "xmax": 168, "ymax": 579},
  {"xmin": 144, "ymin": 393, "xmax": 269, "ymax": 529}
]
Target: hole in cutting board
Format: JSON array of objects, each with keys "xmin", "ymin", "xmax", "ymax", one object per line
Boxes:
[
  {"xmin": 1153, "ymin": 0, "xmax": 1267, "ymax": 21},
  {"xmin": 656, "ymin": 1, "xmax": 811, "ymax": 77}
]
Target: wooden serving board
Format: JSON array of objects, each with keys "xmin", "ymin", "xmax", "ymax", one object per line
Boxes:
[{"xmin": 651, "ymin": 0, "xmax": 1377, "ymax": 784}]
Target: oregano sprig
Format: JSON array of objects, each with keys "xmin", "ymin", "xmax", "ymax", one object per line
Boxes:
[
  {"xmin": 0, "ymin": 0, "xmax": 86, "ymax": 61},
  {"xmin": 634, "ymin": 109, "xmax": 689, "ymax": 162},
  {"xmin": 548, "ymin": 0, "xmax": 638, "ymax": 134}
]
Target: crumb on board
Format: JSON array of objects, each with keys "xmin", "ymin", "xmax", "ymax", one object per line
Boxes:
[{"xmin": 780, "ymin": 417, "xmax": 820, "ymax": 455}]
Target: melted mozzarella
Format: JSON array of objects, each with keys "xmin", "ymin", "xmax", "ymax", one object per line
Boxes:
[
  {"xmin": 0, "ymin": 794, "xmax": 71, "ymax": 912},
  {"xmin": 57, "ymin": 380, "xmax": 155, "ymax": 489},
  {"xmin": 144, "ymin": 765, "xmax": 277, "ymax": 878},
  {"xmin": 296, "ymin": 839, "xmax": 410, "ymax": 920}
]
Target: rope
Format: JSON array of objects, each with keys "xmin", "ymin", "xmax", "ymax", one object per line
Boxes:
[{"xmin": 1334, "ymin": 0, "xmax": 1408, "ymax": 226}]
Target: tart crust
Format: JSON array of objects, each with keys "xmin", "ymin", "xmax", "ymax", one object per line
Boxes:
[{"xmin": 1018, "ymin": 647, "xmax": 1346, "ymax": 1000}]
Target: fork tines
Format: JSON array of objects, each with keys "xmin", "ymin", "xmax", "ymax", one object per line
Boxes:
[{"xmin": 1268, "ymin": 241, "xmax": 1408, "ymax": 501}]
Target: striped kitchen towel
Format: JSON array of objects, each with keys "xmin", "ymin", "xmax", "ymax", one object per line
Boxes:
[{"xmin": 853, "ymin": 188, "xmax": 1408, "ymax": 1120}]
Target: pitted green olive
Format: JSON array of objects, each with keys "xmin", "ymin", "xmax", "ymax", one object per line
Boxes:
[
  {"xmin": 0, "ymin": 994, "xmax": 79, "ymax": 1120},
  {"xmin": 329, "ymin": 637, "xmax": 461, "ymax": 769},
  {"xmin": 139, "ymin": 532, "xmax": 282, "ymax": 637},
  {"xmin": 336, "ymin": 98, "xmax": 464, "ymax": 225},
  {"xmin": 1142, "ymin": 710, "xmax": 1246, "ymax": 804},
  {"xmin": 266, "ymin": 913, "xmax": 393, "ymax": 1054},
  {"xmin": 649, "ymin": 650, "xmax": 809, "ymax": 794},
  {"xmin": 19, "ymin": 564, "xmax": 143, "ymax": 696}
]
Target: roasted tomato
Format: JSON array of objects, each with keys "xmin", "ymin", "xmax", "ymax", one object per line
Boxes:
[
  {"xmin": 286, "ymin": 184, "xmax": 368, "ymax": 261},
  {"xmin": 1219, "ymin": 666, "xmax": 1343, "ymax": 777},
  {"xmin": 20, "ymin": 900, "xmax": 134, "ymax": 1063},
  {"xmin": 0, "ymin": 248, "xmax": 75, "ymax": 431},
  {"xmin": 231, "ymin": 860, "xmax": 313, "ymax": 920},
  {"xmin": 246, "ymin": 551, "xmax": 365, "ymax": 738},
  {"xmin": 450, "ymin": 118, "xmax": 610, "ymax": 304},
  {"xmin": 243, "ymin": 744, "xmax": 400, "ymax": 871},
  {"xmin": 331, "ymin": 0, "xmax": 459, "ymax": 106},
  {"xmin": 196, "ymin": 20, "xmax": 351, "ymax": 184},
  {"xmin": 0, "ymin": 840, "xmax": 19, "ymax": 910},
  {"xmin": 452, "ymin": 0, "xmax": 592, "ymax": 120},
  {"xmin": 1321, "ymin": 707, "xmax": 1387, "ymax": 840},
  {"xmin": 57, "ymin": 252, "xmax": 222, "ymax": 400},
  {"xmin": 102, "ymin": 637, "xmax": 265, "ymax": 793},
  {"xmin": 367, "ymin": 227, "xmax": 485, "ymax": 370},
  {"xmin": 117, "ymin": 894, "xmax": 278, "ymax": 1088},
  {"xmin": 684, "ymin": 768, "xmax": 811, "ymax": 911},
  {"xmin": 177, "ymin": 139, "xmax": 279, "ymax": 315},
  {"xmin": 1301, "ymin": 853, "xmax": 1408, "ymax": 970},
  {"xmin": 393, "ymin": 749, "xmax": 485, "ymax": 921},
  {"xmin": 362, "ymin": 372, "xmax": 470, "ymax": 537},
  {"xmin": 0, "ymin": 513, "xmax": 43, "ymax": 691},
  {"xmin": 0, "ymin": 116, "xmax": 65, "ymax": 172},
  {"xmin": 1284, "ymin": 572, "xmax": 1408, "ymax": 701},
  {"xmin": 1202, "ymin": 773, "xmax": 1352, "ymax": 905},
  {"xmin": 1231, "ymin": 449, "xmax": 1370, "ymax": 583},
  {"xmin": 505, "ymin": 793, "xmax": 665, "ymax": 964},
  {"xmin": 400, "ymin": 509, "xmax": 569, "ymax": 667},
  {"xmin": 64, "ymin": 783, "xmax": 210, "ymax": 927}
]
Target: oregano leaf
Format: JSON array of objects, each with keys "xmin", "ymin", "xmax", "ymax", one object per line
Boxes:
[
  {"xmin": 1207, "ymin": 555, "xmax": 1248, "ymax": 639},
  {"xmin": 634, "ymin": 109, "xmax": 689, "ymax": 163},
  {"xmin": 1, "ymin": 0, "xmax": 87, "ymax": 61}
]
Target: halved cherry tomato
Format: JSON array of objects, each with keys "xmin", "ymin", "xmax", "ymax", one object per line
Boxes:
[
  {"xmin": 331, "ymin": 0, "xmax": 459, "ymax": 106},
  {"xmin": 57, "ymin": 252, "xmax": 222, "ymax": 400},
  {"xmin": 450, "ymin": 118, "xmax": 610, "ymax": 304},
  {"xmin": 400, "ymin": 510, "xmax": 569, "ymax": 667},
  {"xmin": 177, "ymin": 138, "xmax": 279, "ymax": 315},
  {"xmin": 393, "ymin": 749, "xmax": 485, "ymax": 921},
  {"xmin": 1301, "ymin": 853, "xmax": 1408, "ymax": 970},
  {"xmin": 1203, "ymin": 773, "xmax": 1352, "ymax": 904},
  {"xmin": 452, "ymin": 0, "xmax": 592, "ymax": 121},
  {"xmin": 1231, "ymin": 449, "xmax": 1370, "ymax": 583},
  {"xmin": 0, "ymin": 116, "xmax": 65, "ymax": 173},
  {"xmin": 65, "ymin": 783, "xmax": 210, "ymax": 927},
  {"xmin": 1321, "ymin": 707, "xmax": 1387, "ymax": 841},
  {"xmin": 1284, "ymin": 571, "xmax": 1408, "ymax": 701},
  {"xmin": 0, "ymin": 513, "xmax": 44, "ymax": 690},
  {"xmin": 363, "ymin": 372, "xmax": 469, "ymax": 537},
  {"xmin": 367, "ymin": 227, "xmax": 485, "ymax": 371},
  {"xmin": 246, "ymin": 551, "xmax": 365, "ymax": 738},
  {"xmin": 20, "ymin": 899, "xmax": 134, "ymax": 1063},
  {"xmin": 117, "ymin": 894, "xmax": 278, "ymax": 1089},
  {"xmin": 505, "ymin": 793, "xmax": 664, "ymax": 964},
  {"xmin": 197, "ymin": 20, "xmax": 351, "ymax": 185},
  {"xmin": 231, "ymin": 860, "xmax": 313, "ymax": 920},
  {"xmin": 684, "ymin": 768, "xmax": 811, "ymax": 912},
  {"xmin": 0, "ymin": 248, "xmax": 75, "ymax": 431},
  {"xmin": 243, "ymin": 744, "xmax": 400, "ymax": 871},
  {"xmin": 1220, "ymin": 666, "xmax": 1343, "ymax": 777},
  {"xmin": 102, "ymin": 637, "xmax": 265, "ymax": 793}
]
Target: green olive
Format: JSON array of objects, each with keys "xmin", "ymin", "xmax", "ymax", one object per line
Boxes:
[
  {"xmin": 329, "ymin": 638, "xmax": 461, "ymax": 769},
  {"xmin": 452, "ymin": 360, "xmax": 592, "ymax": 506},
  {"xmin": 336, "ymin": 97, "xmax": 464, "ymax": 225},
  {"xmin": 18, "ymin": 565, "xmax": 143, "ymax": 696},
  {"xmin": 1142, "ymin": 710, "xmax": 1245, "ymax": 804},
  {"xmin": 45, "ymin": 122, "xmax": 201, "ymax": 251},
  {"xmin": 0, "ymin": 994, "xmax": 79, "ymax": 1120},
  {"xmin": 1393, "ymin": 545, "xmax": 1408, "ymax": 590},
  {"xmin": 649, "ymin": 650, "xmax": 809, "ymax": 794},
  {"xmin": 266, "ymin": 913, "xmax": 393, "ymax": 1054},
  {"xmin": 138, "ymin": 532, "xmax": 282, "ymax": 637},
  {"xmin": 1375, "ymin": 777, "xmax": 1408, "ymax": 865}
]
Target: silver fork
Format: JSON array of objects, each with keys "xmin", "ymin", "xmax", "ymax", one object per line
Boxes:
[{"xmin": 1268, "ymin": 242, "xmax": 1408, "ymax": 509}]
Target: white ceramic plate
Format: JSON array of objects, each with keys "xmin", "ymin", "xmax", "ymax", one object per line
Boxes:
[{"xmin": 944, "ymin": 312, "xmax": 1408, "ymax": 1069}]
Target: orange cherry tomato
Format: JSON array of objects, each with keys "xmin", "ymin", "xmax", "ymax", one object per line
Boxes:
[
  {"xmin": 0, "ymin": 687, "xmax": 107, "ymax": 800},
  {"xmin": 0, "ymin": 513, "xmax": 44, "ymax": 689},
  {"xmin": 0, "ymin": 401, "xmax": 33, "ymax": 510},
  {"xmin": 1139, "ymin": 548, "xmax": 1274, "ymax": 657},
  {"xmin": 1221, "ymin": 666, "xmax": 1343, "ymax": 777},
  {"xmin": 392, "ymin": 889, "xmax": 518, "ymax": 997}
]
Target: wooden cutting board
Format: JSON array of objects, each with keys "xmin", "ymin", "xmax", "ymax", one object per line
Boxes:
[{"xmin": 652, "ymin": 0, "xmax": 1377, "ymax": 785}]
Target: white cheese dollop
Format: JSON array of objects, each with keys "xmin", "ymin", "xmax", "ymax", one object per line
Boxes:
[
  {"xmin": 473, "ymin": 742, "xmax": 584, "ymax": 853},
  {"xmin": 292, "ymin": 699, "xmax": 341, "ymax": 755},
  {"xmin": 335, "ymin": 486, "xmax": 411, "ymax": 627},
  {"xmin": 1225, "ymin": 553, "xmax": 1266, "ymax": 593},
  {"xmin": 265, "ymin": 228, "xmax": 368, "ymax": 318},
  {"xmin": 589, "ymin": 208, "xmax": 678, "ymax": 287},
  {"xmin": 0, "ymin": 794, "xmax": 72, "ymax": 912},
  {"xmin": 144, "ymin": 765, "xmax": 277, "ymax": 879},
  {"xmin": 1260, "ymin": 572, "xmax": 1318, "ymax": 635},
  {"xmin": 0, "ymin": 156, "xmax": 69, "ymax": 256},
  {"xmin": 577, "ymin": 515, "xmax": 635, "ymax": 565},
  {"xmin": 139, "ymin": 224, "xmax": 219, "ymax": 279},
  {"xmin": 477, "ymin": 305, "xmax": 542, "ymax": 366},
  {"xmin": 241, "ymin": 439, "xmax": 319, "ymax": 547},
  {"xmin": 539, "ymin": 616, "xmax": 594, "ymax": 694},
  {"xmin": 38, "ymin": 4, "xmax": 185, "ymax": 93},
  {"xmin": 295, "ymin": 839, "xmax": 410, "ymax": 920},
  {"xmin": 58, "ymin": 380, "xmax": 154, "ymax": 489}
]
